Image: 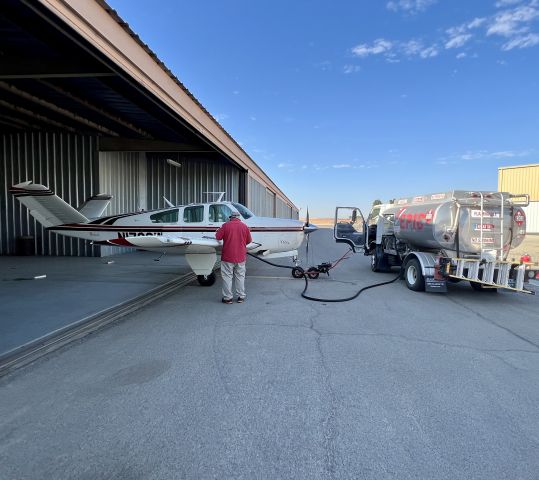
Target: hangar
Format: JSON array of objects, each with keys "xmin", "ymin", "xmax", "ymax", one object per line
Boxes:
[
  {"xmin": 0, "ymin": 0, "xmax": 298, "ymax": 257},
  {"xmin": 498, "ymin": 163, "xmax": 539, "ymax": 234}
]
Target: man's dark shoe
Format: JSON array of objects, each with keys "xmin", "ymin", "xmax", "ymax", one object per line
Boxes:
[
  {"xmin": 237, "ymin": 297, "xmax": 245, "ymax": 303},
  {"xmin": 222, "ymin": 298, "xmax": 233, "ymax": 304}
]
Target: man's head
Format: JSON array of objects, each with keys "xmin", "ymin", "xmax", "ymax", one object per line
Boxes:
[{"xmin": 229, "ymin": 211, "xmax": 240, "ymax": 219}]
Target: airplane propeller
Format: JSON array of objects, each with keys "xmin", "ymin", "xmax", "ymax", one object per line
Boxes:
[{"xmin": 304, "ymin": 207, "xmax": 318, "ymax": 257}]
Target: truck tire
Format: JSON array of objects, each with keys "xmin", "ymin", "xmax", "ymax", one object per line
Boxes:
[
  {"xmin": 371, "ymin": 246, "xmax": 389, "ymax": 272},
  {"xmin": 404, "ymin": 258, "xmax": 425, "ymax": 291}
]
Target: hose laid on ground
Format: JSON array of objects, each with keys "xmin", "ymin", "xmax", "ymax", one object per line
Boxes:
[{"xmin": 247, "ymin": 252, "xmax": 402, "ymax": 303}]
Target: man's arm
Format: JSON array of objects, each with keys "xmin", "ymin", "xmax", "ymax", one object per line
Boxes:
[
  {"xmin": 245, "ymin": 226, "xmax": 252, "ymax": 245},
  {"xmin": 215, "ymin": 225, "xmax": 225, "ymax": 241}
]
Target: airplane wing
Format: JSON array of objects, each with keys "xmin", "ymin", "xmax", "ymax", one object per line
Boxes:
[{"xmin": 107, "ymin": 236, "xmax": 221, "ymax": 249}]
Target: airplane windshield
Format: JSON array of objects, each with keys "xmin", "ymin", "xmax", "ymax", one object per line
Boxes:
[{"xmin": 232, "ymin": 203, "xmax": 254, "ymax": 219}]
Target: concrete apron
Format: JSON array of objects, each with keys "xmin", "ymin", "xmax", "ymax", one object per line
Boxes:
[
  {"xmin": 0, "ymin": 272, "xmax": 202, "ymax": 376},
  {"xmin": 0, "ymin": 252, "xmax": 207, "ymax": 376}
]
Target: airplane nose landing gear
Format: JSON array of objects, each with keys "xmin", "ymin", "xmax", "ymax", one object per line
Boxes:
[{"xmin": 197, "ymin": 272, "xmax": 216, "ymax": 286}]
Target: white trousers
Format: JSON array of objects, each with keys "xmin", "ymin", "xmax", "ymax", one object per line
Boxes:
[{"xmin": 221, "ymin": 261, "xmax": 246, "ymax": 300}]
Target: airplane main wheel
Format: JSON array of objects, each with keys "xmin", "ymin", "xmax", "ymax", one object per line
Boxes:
[
  {"xmin": 307, "ymin": 267, "xmax": 320, "ymax": 279},
  {"xmin": 197, "ymin": 272, "xmax": 216, "ymax": 286},
  {"xmin": 291, "ymin": 267, "xmax": 304, "ymax": 279}
]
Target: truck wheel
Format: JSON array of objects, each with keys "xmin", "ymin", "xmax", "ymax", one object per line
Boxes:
[
  {"xmin": 470, "ymin": 281, "xmax": 497, "ymax": 293},
  {"xmin": 404, "ymin": 259, "xmax": 425, "ymax": 291},
  {"xmin": 197, "ymin": 273, "xmax": 216, "ymax": 286},
  {"xmin": 371, "ymin": 246, "xmax": 389, "ymax": 272}
]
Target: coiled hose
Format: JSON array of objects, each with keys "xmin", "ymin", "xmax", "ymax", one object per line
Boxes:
[{"xmin": 247, "ymin": 252, "xmax": 402, "ymax": 303}]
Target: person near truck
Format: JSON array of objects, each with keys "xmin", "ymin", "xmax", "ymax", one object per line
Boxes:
[{"xmin": 215, "ymin": 211, "xmax": 252, "ymax": 304}]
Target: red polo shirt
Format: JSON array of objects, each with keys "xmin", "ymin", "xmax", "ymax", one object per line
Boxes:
[{"xmin": 215, "ymin": 218, "xmax": 253, "ymax": 263}]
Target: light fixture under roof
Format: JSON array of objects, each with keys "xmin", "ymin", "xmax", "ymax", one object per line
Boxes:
[{"xmin": 166, "ymin": 158, "xmax": 182, "ymax": 168}]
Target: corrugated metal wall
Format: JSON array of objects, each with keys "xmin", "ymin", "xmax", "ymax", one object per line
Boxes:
[
  {"xmin": 524, "ymin": 202, "xmax": 539, "ymax": 234},
  {"xmin": 248, "ymin": 175, "xmax": 298, "ymax": 218},
  {"xmin": 99, "ymin": 152, "xmax": 145, "ymax": 215},
  {"xmin": 276, "ymin": 197, "xmax": 292, "ymax": 219},
  {"xmin": 147, "ymin": 153, "xmax": 239, "ymax": 208},
  {"xmin": 249, "ymin": 176, "xmax": 276, "ymax": 217},
  {"xmin": 98, "ymin": 151, "xmax": 145, "ymax": 256},
  {"xmin": 0, "ymin": 132, "xmax": 98, "ymax": 255},
  {"xmin": 498, "ymin": 164, "xmax": 539, "ymax": 201}
]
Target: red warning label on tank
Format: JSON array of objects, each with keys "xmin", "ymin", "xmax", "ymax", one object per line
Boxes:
[{"xmin": 514, "ymin": 209, "xmax": 525, "ymax": 226}]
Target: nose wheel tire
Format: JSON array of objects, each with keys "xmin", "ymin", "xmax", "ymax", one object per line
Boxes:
[
  {"xmin": 197, "ymin": 272, "xmax": 216, "ymax": 286},
  {"xmin": 292, "ymin": 267, "xmax": 305, "ymax": 279},
  {"xmin": 404, "ymin": 259, "xmax": 425, "ymax": 291}
]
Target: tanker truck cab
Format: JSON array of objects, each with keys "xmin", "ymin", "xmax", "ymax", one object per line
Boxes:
[{"xmin": 334, "ymin": 192, "xmax": 539, "ymax": 295}]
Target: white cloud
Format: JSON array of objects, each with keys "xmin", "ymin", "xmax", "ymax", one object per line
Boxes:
[
  {"xmin": 314, "ymin": 60, "xmax": 332, "ymax": 71},
  {"xmin": 487, "ymin": 4, "xmax": 539, "ymax": 37},
  {"xmin": 456, "ymin": 52, "xmax": 467, "ymax": 58},
  {"xmin": 353, "ymin": 2, "xmax": 539, "ymax": 63},
  {"xmin": 250, "ymin": 116, "xmax": 257, "ymax": 121},
  {"xmin": 352, "ymin": 38, "xmax": 439, "ymax": 61},
  {"xmin": 386, "ymin": 0, "xmax": 437, "ymax": 14},
  {"xmin": 467, "ymin": 17, "xmax": 487, "ymax": 29},
  {"xmin": 343, "ymin": 64, "xmax": 361, "ymax": 74},
  {"xmin": 461, "ymin": 149, "xmax": 531, "ymax": 160},
  {"xmin": 495, "ymin": 0, "xmax": 524, "ymax": 7},
  {"xmin": 502, "ymin": 32, "xmax": 539, "ymax": 48},
  {"xmin": 332, "ymin": 164, "xmax": 352, "ymax": 169},
  {"xmin": 445, "ymin": 33, "xmax": 472, "ymax": 49},
  {"xmin": 277, "ymin": 162, "xmax": 294, "ymax": 168},
  {"xmin": 420, "ymin": 45, "xmax": 439, "ymax": 57},
  {"xmin": 352, "ymin": 38, "xmax": 393, "ymax": 57},
  {"xmin": 214, "ymin": 113, "xmax": 229, "ymax": 122},
  {"xmin": 232, "ymin": 90, "xmax": 240, "ymax": 95}
]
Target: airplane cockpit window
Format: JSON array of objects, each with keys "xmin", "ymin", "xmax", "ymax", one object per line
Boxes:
[
  {"xmin": 209, "ymin": 204, "xmax": 233, "ymax": 223},
  {"xmin": 183, "ymin": 205, "xmax": 204, "ymax": 223},
  {"xmin": 150, "ymin": 208, "xmax": 179, "ymax": 223},
  {"xmin": 231, "ymin": 203, "xmax": 254, "ymax": 219}
]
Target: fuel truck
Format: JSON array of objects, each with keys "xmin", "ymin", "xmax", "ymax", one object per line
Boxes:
[{"xmin": 334, "ymin": 191, "xmax": 539, "ymax": 294}]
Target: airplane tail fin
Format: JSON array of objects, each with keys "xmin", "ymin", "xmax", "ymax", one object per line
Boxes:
[
  {"xmin": 10, "ymin": 181, "xmax": 89, "ymax": 227},
  {"xmin": 77, "ymin": 194, "xmax": 112, "ymax": 219}
]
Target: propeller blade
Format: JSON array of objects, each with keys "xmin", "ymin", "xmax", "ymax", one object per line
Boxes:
[{"xmin": 305, "ymin": 207, "xmax": 310, "ymax": 227}]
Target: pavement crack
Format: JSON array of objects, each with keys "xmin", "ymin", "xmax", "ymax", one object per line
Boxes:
[
  {"xmin": 444, "ymin": 296, "xmax": 539, "ymax": 351},
  {"xmin": 278, "ymin": 282, "xmax": 338, "ymax": 478}
]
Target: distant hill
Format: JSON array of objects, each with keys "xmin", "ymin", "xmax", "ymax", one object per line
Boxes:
[{"xmin": 302, "ymin": 217, "xmax": 333, "ymax": 227}]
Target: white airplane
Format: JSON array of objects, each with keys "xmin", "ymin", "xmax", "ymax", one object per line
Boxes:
[{"xmin": 10, "ymin": 181, "xmax": 317, "ymax": 285}]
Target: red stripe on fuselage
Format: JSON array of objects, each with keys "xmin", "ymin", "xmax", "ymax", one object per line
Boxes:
[{"xmin": 50, "ymin": 224, "xmax": 303, "ymax": 233}]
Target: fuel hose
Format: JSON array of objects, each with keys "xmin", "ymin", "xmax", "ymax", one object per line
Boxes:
[{"xmin": 247, "ymin": 252, "xmax": 402, "ymax": 303}]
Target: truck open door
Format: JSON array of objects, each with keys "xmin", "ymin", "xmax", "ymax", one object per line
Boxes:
[{"xmin": 334, "ymin": 207, "xmax": 365, "ymax": 252}]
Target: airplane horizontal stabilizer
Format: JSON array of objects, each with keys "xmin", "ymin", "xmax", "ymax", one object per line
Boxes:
[
  {"xmin": 78, "ymin": 194, "xmax": 113, "ymax": 219},
  {"xmin": 10, "ymin": 181, "xmax": 88, "ymax": 228}
]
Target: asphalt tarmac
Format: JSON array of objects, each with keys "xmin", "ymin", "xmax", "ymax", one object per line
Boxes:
[{"xmin": 1, "ymin": 229, "xmax": 539, "ymax": 479}]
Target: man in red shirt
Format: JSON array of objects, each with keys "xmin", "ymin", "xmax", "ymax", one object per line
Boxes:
[{"xmin": 215, "ymin": 211, "xmax": 253, "ymax": 304}]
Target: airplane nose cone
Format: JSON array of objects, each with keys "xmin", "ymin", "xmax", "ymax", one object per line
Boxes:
[{"xmin": 304, "ymin": 223, "xmax": 318, "ymax": 234}]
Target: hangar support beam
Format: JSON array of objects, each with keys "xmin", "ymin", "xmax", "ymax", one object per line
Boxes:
[{"xmin": 0, "ymin": 81, "xmax": 119, "ymax": 136}]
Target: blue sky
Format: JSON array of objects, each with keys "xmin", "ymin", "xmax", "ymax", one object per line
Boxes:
[{"xmin": 108, "ymin": 0, "xmax": 539, "ymax": 217}]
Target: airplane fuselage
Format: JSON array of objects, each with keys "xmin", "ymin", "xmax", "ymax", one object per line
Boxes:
[{"xmin": 48, "ymin": 202, "xmax": 306, "ymax": 256}]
